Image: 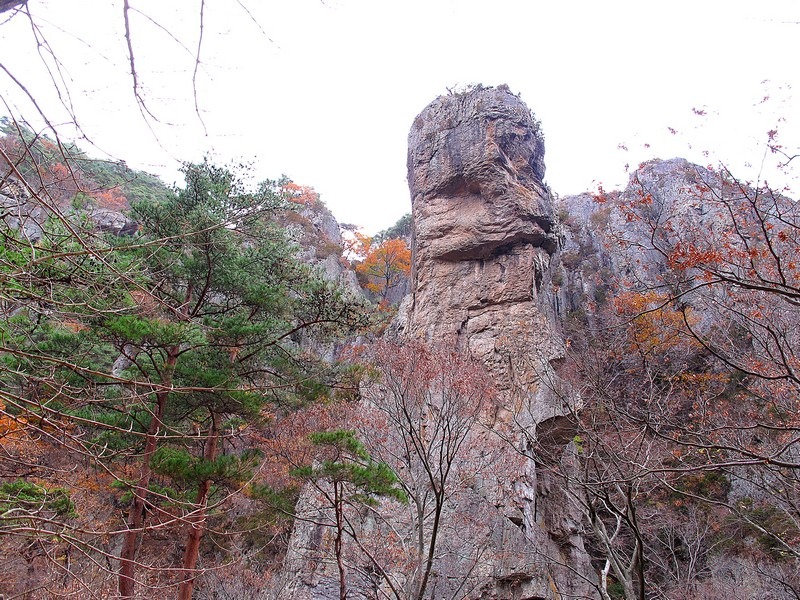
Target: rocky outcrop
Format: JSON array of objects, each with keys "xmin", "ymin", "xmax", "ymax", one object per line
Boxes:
[
  {"xmin": 407, "ymin": 86, "xmax": 553, "ymax": 263},
  {"xmin": 401, "ymin": 86, "xmax": 563, "ymax": 389},
  {"xmin": 397, "ymin": 85, "xmax": 594, "ymax": 598},
  {"xmin": 0, "ymin": 176, "xmax": 138, "ymax": 240},
  {"xmin": 278, "ymin": 86, "xmax": 595, "ymax": 599},
  {"xmin": 282, "ymin": 202, "xmax": 362, "ymax": 296},
  {"xmin": 88, "ymin": 206, "xmax": 138, "ymax": 236},
  {"xmin": 1, "ymin": 176, "xmax": 45, "ymax": 241},
  {"xmin": 556, "ymin": 157, "xmax": 730, "ymax": 322}
]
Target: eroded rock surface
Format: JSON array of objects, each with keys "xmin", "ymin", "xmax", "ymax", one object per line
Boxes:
[
  {"xmin": 401, "ymin": 87, "xmax": 564, "ymax": 393},
  {"xmin": 407, "ymin": 86, "xmax": 554, "ymax": 263},
  {"xmin": 279, "ymin": 86, "xmax": 595, "ymax": 599},
  {"xmin": 397, "ymin": 85, "xmax": 594, "ymax": 598},
  {"xmin": 0, "ymin": 176, "xmax": 45, "ymax": 241}
]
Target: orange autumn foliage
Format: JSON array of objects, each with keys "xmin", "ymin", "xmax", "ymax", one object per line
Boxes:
[
  {"xmin": 355, "ymin": 237, "xmax": 411, "ymax": 300},
  {"xmin": 614, "ymin": 290, "xmax": 700, "ymax": 356},
  {"xmin": 92, "ymin": 188, "xmax": 128, "ymax": 211},
  {"xmin": 281, "ymin": 181, "xmax": 320, "ymax": 207},
  {"xmin": 0, "ymin": 402, "xmax": 24, "ymax": 436}
]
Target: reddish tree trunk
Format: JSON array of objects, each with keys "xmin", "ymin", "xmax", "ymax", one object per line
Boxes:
[
  {"xmin": 118, "ymin": 348, "xmax": 177, "ymax": 598},
  {"xmin": 177, "ymin": 413, "xmax": 220, "ymax": 600},
  {"xmin": 334, "ymin": 481, "xmax": 347, "ymax": 600}
]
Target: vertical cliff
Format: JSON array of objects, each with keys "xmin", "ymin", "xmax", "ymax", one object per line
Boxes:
[
  {"xmin": 278, "ymin": 86, "xmax": 595, "ymax": 599},
  {"xmin": 397, "ymin": 85, "xmax": 594, "ymax": 598}
]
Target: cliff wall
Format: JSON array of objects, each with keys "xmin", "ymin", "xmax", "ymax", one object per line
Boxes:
[{"xmin": 279, "ymin": 86, "xmax": 596, "ymax": 599}]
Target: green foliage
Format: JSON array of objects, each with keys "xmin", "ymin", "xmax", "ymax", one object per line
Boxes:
[
  {"xmin": 307, "ymin": 429, "xmax": 367, "ymax": 453},
  {"xmin": 293, "ymin": 429, "xmax": 407, "ymax": 506},
  {"xmin": 103, "ymin": 315, "xmax": 195, "ymax": 347},
  {"xmin": 672, "ymin": 470, "xmax": 731, "ymax": 504},
  {"xmin": 0, "ymin": 480, "xmax": 76, "ymax": 518},
  {"xmin": 374, "ymin": 212, "xmax": 412, "ymax": 243},
  {"xmin": 0, "ymin": 117, "xmax": 173, "ymax": 209},
  {"xmin": 95, "ymin": 157, "xmax": 369, "ymax": 414},
  {"xmin": 606, "ymin": 580, "xmax": 625, "ymax": 599},
  {"xmin": 110, "ymin": 479, "xmax": 180, "ymax": 506},
  {"xmin": 76, "ymin": 157, "xmax": 173, "ymax": 206},
  {"xmin": 150, "ymin": 446, "xmax": 262, "ymax": 486},
  {"xmin": 71, "ymin": 191, "xmax": 91, "ymax": 210},
  {"xmin": 66, "ymin": 404, "xmax": 150, "ymax": 451},
  {"xmin": 249, "ymin": 483, "xmax": 301, "ymax": 517},
  {"xmin": 731, "ymin": 499, "xmax": 800, "ymax": 559}
]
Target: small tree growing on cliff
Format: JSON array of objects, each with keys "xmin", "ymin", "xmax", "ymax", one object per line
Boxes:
[
  {"xmin": 292, "ymin": 429, "xmax": 407, "ymax": 600},
  {"xmin": 361, "ymin": 340, "xmax": 496, "ymax": 600},
  {"xmin": 353, "ymin": 237, "xmax": 411, "ymax": 303}
]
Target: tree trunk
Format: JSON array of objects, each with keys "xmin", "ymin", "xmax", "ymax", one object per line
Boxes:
[
  {"xmin": 177, "ymin": 413, "xmax": 220, "ymax": 600},
  {"xmin": 118, "ymin": 348, "xmax": 178, "ymax": 598},
  {"xmin": 415, "ymin": 489, "xmax": 443, "ymax": 600},
  {"xmin": 334, "ymin": 482, "xmax": 347, "ymax": 600}
]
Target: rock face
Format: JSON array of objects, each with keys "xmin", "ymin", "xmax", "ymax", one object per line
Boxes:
[
  {"xmin": 556, "ymin": 157, "xmax": 727, "ymax": 321},
  {"xmin": 286, "ymin": 201, "xmax": 362, "ymax": 296},
  {"xmin": 278, "ymin": 86, "xmax": 595, "ymax": 599},
  {"xmin": 0, "ymin": 176, "xmax": 45, "ymax": 241},
  {"xmin": 401, "ymin": 86, "xmax": 562, "ymax": 392},
  {"xmin": 397, "ymin": 85, "xmax": 594, "ymax": 598},
  {"xmin": 0, "ymin": 176, "xmax": 138, "ymax": 240},
  {"xmin": 407, "ymin": 87, "xmax": 553, "ymax": 261}
]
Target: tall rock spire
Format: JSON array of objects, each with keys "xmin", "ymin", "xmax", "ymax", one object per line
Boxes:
[
  {"xmin": 279, "ymin": 86, "xmax": 595, "ymax": 599},
  {"xmin": 400, "ymin": 85, "xmax": 562, "ymax": 400},
  {"xmin": 396, "ymin": 85, "xmax": 594, "ymax": 598}
]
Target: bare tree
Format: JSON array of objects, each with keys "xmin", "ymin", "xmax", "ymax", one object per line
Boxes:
[{"xmin": 360, "ymin": 340, "xmax": 496, "ymax": 600}]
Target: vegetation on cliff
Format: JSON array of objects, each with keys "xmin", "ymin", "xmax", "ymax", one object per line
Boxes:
[
  {"xmin": 0, "ymin": 135, "xmax": 373, "ymax": 597},
  {"xmin": 552, "ymin": 157, "xmax": 800, "ymax": 599}
]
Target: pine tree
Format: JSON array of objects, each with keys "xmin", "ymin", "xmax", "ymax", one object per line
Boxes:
[
  {"xmin": 0, "ymin": 159, "xmax": 370, "ymax": 597},
  {"xmin": 293, "ymin": 429, "xmax": 407, "ymax": 600}
]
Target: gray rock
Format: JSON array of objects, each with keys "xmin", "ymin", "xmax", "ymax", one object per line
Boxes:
[
  {"xmin": 87, "ymin": 207, "xmax": 138, "ymax": 236},
  {"xmin": 400, "ymin": 85, "xmax": 594, "ymax": 599},
  {"xmin": 280, "ymin": 86, "xmax": 596, "ymax": 599},
  {"xmin": 0, "ymin": 177, "xmax": 44, "ymax": 242}
]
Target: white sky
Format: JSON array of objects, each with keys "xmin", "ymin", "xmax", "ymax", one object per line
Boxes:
[{"xmin": 2, "ymin": 0, "xmax": 799, "ymax": 233}]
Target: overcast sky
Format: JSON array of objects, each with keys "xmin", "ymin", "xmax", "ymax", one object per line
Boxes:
[{"xmin": 2, "ymin": 0, "xmax": 799, "ymax": 233}]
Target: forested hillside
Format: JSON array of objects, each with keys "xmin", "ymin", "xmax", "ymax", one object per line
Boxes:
[
  {"xmin": 0, "ymin": 127, "xmax": 376, "ymax": 598},
  {"xmin": 1, "ymin": 85, "xmax": 799, "ymax": 600}
]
